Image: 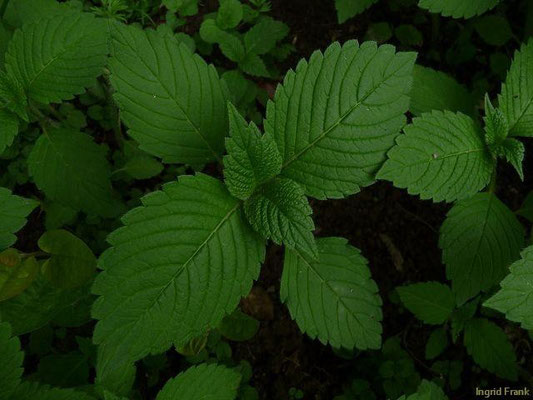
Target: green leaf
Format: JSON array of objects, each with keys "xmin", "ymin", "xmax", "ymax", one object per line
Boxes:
[
  {"xmin": 281, "ymin": 237, "xmax": 382, "ymax": 350},
  {"xmin": 122, "ymin": 156, "xmax": 164, "ymax": 180},
  {"xmin": 244, "ymin": 177, "xmax": 317, "ymax": 258},
  {"xmin": 0, "ymin": 187, "xmax": 38, "ymax": 251},
  {"xmin": 484, "ymin": 245, "xmax": 533, "ymax": 330},
  {"xmin": 378, "ymin": 111, "xmax": 493, "ymax": 203},
  {"xmin": 494, "ymin": 138, "xmax": 525, "ymax": 180},
  {"xmin": 484, "ymin": 94, "xmax": 509, "ymax": 145},
  {"xmin": 265, "ymin": 41, "xmax": 416, "ymax": 200},
  {"xmin": 217, "ymin": 0, "xmax": 243, "ymax": 30},
  {"xmin": 5, "ymin": 13, "xmax": 108, "ymax": 104},
  {"xmin": 11, "ymin": 381, "xmax": 96, "ymax": 400},
  {"xmin": 499, "ymin": 40, "xmax": 533, "ymax": 137},
  {"xmin": 92, "ymin": 174, "xmax": 265, "ymax": 368},
  {"xmin": 4, "ymin": 0, "xmax": 78, "ymax": 28},
  {"xmin": 156, "ymin": 363, "xmax": 241, "ymax": 400},
  {"xmin": 0, "ymin": 109, "xmax": 19, "ymax": 154},
  {"xmin": 394, "ymin": 25, "xmax": 423, "ymax": 47},
  {"xmin": 28, "ymin": 128, "xmax": 120, "ymax": 218},
  {"xmin": 425, "ymin": 327, "xmax": 448, "ymax": 360},
  {"xmin": 450, "ymin": 298, "xmax": 478, "ymax": 342},
  {"xmin": 463, "ymin": 318, "xmax": 517, "ymax": 380},
  {"xmin": 0, "ymin": 249, "xmax": 39, "ymax": 301},
  {"xmin": 440, "ymin": 193, "xmax": 524, "ymax": 305},
  {"xmin": 335, "ymin": 0, "xmax": 379, "ymax": 23},
  {"xmin": 223, "ymin": 103, "xmax": 282, "ymax": 200},
  {"xmin": 517, "ymin": 191, "xmax": 533, "ymax": 222},
  {"xmin": 0, "ymin": 70, "xmax": 28, "ymax": 121},
  {"xmin": 397, "ymin": 282, "xmax": 454, "ymax": 324},
  {"xmin": 218, "ymin": 309, "xmax": 259, "ymax": 341},
  {"xmin": 0, "ymin": 22, "xmax": 13, "ymax": 67},
  {"xmin": 36, "ymin": 352, "xmax": 89, "ymax": 388},
  {"xmin": 38, "ymin": 230, "xmax": 96, "ymax": 289},
  {"xmin": 404, "ymin": 380, "xmax": 448, "ymax": 400},
  {"xmin": 417, "ymin": 0, "xmax": 500, "ymax": 19},
  {"xmin": 0, "ymin": 321, "xmax": 24, "ymax": 399},
  {"xmin": 475, "ymin": 16, "xmax": 512, "ymax": 47},
  {"xmin": 199, "ymin": 21, "xmax": 245, "ymax": 62},
  {"xmin": 410, "ymin": 65, "xmax": 475, "ymax": 117},
  {"xmin": 110, "ymin": 23, "xmax": 230, "ymax": 164},
  {"xmin": 239, "ymin": 53, "xmax": 269, "ymax": 77},
  {"xmin": 244, "ymin": 17, "xmax": 289, "ymax": 55}
]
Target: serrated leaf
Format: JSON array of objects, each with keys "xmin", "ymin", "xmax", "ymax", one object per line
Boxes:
[
  {"xmin": 450, "ymin": 297, "xmax": 478, "ymax": 342},
  {"xmin": 484, "ymin": 94, "xmax": 509, "ymax": 146},
  {"xmin": 11, "ymin": 381, "xmax": 96, "ymax": 400},
  {"xmin": 265, "ymin": 41, "xmax": 416, "ymax": 200},
  {"xmin": 0, "ymin": 321, "xmax": 24, "ymax": 399},
  {"xmin": 335, "ymin": 0, "xmax": 379, "ymax": 23},
  {"xmin": 495, "ymin": 138, "xmax": 525, "ymax": 180},
  {"xmin": 5, "ymin": 13, "xmax": 108, "ymax": 104},
  {"xmin": 0, "ymin": 250, "xmax": 39, "ymax": 301},
  {"xmin": 239, "ymin": 53, "xmax": 269, "ymax": 77},
  {"xmin": 0, "ymin": 22, "xmax": 12, "ymax": 66},
  {"xmin": 244, "ymin": 177, "xmax": 317, "ymax": 258},
  {"xmin": 156, "ymin": 363, "xmax": 241, "ymax": 400},
  {"xmin": 224, "ymin": 103, "xmax": 282, "ymax": 200},
  {"xmin": 463, "ymin": 318, "xmax": 517, "ymax": 380},
  {"xmin": 418, "ymin": 0, "xmax": 500, "ymax": 19},
  {"xmin": 0, "ymin": 187, "xmax": 38, "ymax": 251},
  {"xmin": 499, "ymin": 40, "xmax": 533, "ymax": 137},
  {"xmin": 281, "ymin": 237, "xmax": 382, "ymax": 350},
  {"xmin": 397, "ymin": 282, "xmax": 454, "ymax": 324},
  {"xmin": 0, "ymin": 109, "xmax": 19, "ymax": 154},
  {"xmin": 440, "ymin": 193, "xmax": 524, "ymax": 305},
  {"xmin": 244, "ymin": 17, "xmax": 289, "ymax": 55},
  {"xmin": 92, "ymin": 174, "xmax": 265, "ymax": 368},
  {"xmin": 39, "ymin": 230, "xmax": 96, "ymax": 289},
  {"xmin": 425, "ymin": 327, "xmax": 448, "ymax": 360},
  {"xmin": 404, "ymin": 379, "xmax": 448, "ymax": 400},
  {"xmin": 110, "ymin": 23, "xmax": 230, "ymax": 164},
  {"xmin": 217, "ymin": 0, "xmax": 243, "ymax": 30},
  {"xmin": 378, "ymin": 111, "xmax": 493, "ymax": 203},
  {"xmin": 484, "ymin": 245, "xmax": 533, "ymax": 330},
  {"xmin": 28, "ymin": 128, "xmax": 120, "ymax": 218},
  {"xmin": 4, "ymin": 0, "xmax": 78, "ymax": 28},
  {"xmin": 0, "ymin": 70, "xmax": 28, "ymax": 121},
  {"xmin": 410, "ymin": 65, "xmax": 475, "ymax": 117}
]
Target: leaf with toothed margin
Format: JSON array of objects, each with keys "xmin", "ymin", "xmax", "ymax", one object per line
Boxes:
[
  {"xmin": 0, "ymin": 187, "xmax": 38, "ymax": 251},
  {"xmin": 281, "ymin": 237, "xmax": 382, "ymax": 350},
  {"xmin": 335, "ymin": 0, "xmax": 379, "ymax": 23},
  {"xmin": 108, "ymin": 23, "xmax": 230, "ymax": 165},
  {"xmin": 397, "ymin": 282, "xmax": 455, "ymax": 324},
  {"xmin": 91, "ymin": 174, "xmax": 265, "ymax": 371},
  {"xmin": 265, "ymin": 40, "xmax": 416, "ymax": 200},
  {"xmin": 378, "ymin": 111, "xmax": 494, "ymax": 203},
  {"xmin": 0, "ymin": 110, "xmax": 19, "ymax": 154},
  {"xmin": 418, "ymin": 0, "xmax": 500, "ymax": 19},
  {"xmin": 0, "ymin": 321, "xmax": 24, "ymax": 399}
]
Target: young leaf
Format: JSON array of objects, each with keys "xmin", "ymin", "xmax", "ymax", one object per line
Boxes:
[
  {"xmin": 425, "ymin": 327, "xmax": 448, "ymax": 360},
  {"xmin": 156, "ymin": 363, "xmax": 241, "ymax": 400},
  {"xmin": 39, "ymin": 230, "xmax": 96, "ymax": 289},
  {"xmin": 92, "ymin": 174, "xmax": 265, "ymax": 368},
  {"xmin": 335, "ymin": 0, "xmax": 379, "ymax": 23},
  {"xmin": 397, "ymin": 282, "xmax": 455, "ymax": 325},
  {"xmin": 440, "ymin": 193, "xmax": 524, "ymax": 305},
  {"xmin": 378, "ymin": 111, "xmax": 493, "ymax": 203},
  {"xmin": 0, "ymin": 249, "xmax": 39, "ymax": 301},
  {"xmin": 223, "ymin": 103, "xmax": 282, "ymax": 200},
  {"xmin": 0, "ymin": 187, "xmax": 38, "ymax": 251},
  {"xmin": 403, "ymin": 379, "xmax": 448, "ymax": 400},
  {"xmin": 109, "ymin": 23, "xmax": 230, "ymax": 164},
  {"xmin": 0, "ymin": 109, "xmax": 19, "ymax": 154},
  {"xmin": 28, "ymin": 128, "xmax": 120, "ymax": 218},
  {"xmin": 484, "ymin": 94, "xmax": 509, "ymax": 145},
  {"xmin": 244, "ymin": 17, "xmax": 289, "ymax": 55},
  {"xmin": 5, "ymin": 13, "xmax": 108, "ymax": 104},
  {"xmin": 239, "ymin": 53, "xmax": 270, "ymax": 77},
  {"xmin": 484, "ymin": 245, "xmax": 533, "ymax": 330},
  {"xmin": 265, "ymin": 41, "xmax": 416, "ymax": 200},
  {"xmin": 218, "ymin": 309, "xmax": 259, "ymax": 341},
  {"xmin": 217, "ymin": 0, "xmax": 244, "ymax": 30},
  {"xmin": 494, "ymin": 138, "xmax": 525, "ymax": 180},
  {"xmin": 281, "ymin": 237, "xmax": 382, "ymax": 350},
  {"xmin": 463, "ymin": 318, "xmax": 517, "ymax": 380},
  {"xmin": 450, "ymin": 298, "xmax": 478, "ymax": 342},
  {"xmin": 417, "ymin": 0, "xmax": 500, "ymax": 19},
  {"xmin": 0, "ymin": 321, "xmax": 24, "ymax": 399},
  {"xmin": 498, "ymin": 40, "xmax": 533, "ymax": 137},
  {"xmin": 410, "ymin": 65, "xmax": 475, "ymax": 117}
]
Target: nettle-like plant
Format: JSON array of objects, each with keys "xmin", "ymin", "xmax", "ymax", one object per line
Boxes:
[{"xmin": 378, "ymin": 39, "xmax": 533, "ymax": 381}]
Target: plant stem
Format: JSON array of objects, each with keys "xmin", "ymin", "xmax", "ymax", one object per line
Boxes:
[
  {"xmin": 488, "ymin": 163, "xmax": 498, "ymax": 194},
  {"xmin": 0, "ymin": 0, "xmax": 10, "ymax": 18}
]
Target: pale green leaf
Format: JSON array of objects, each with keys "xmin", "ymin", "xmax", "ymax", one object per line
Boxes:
[
  {"xmin": 378, "ymin": 111, "xmax": 493, "ymax": 203},
  {"xmin": 92, "ymin": 174, "xmax": 265, "ymax": 368},
  {"xmin": 28, "ymin": 129, "xmax": 120, "ymax": 217},
  {"xmin": 0, "ymin": 250, "xmax": 39, "ymax": 301},
  {"xmin": 244, "ymin": 17, "xmax": 289, "ymax": 55},
  {"xmin": 498, "ymin": 40, "xmax": 533, "ymax": 137},
  {"xmin": 397, "ymin": 282, "xmax": 454, "ymax": 324},
  {"xmin": 0, "ymin": 187, "xmax": 38, "ymax": 251},
  {"xmin": 484, "ymin": 245, "xmax": 533, "ymax": 330},
  {"xmin": 39, "ymin": 230, "xmax": 96, "ymax": 289},
  {"xmin": 335, "ymin": 0, "xmax": 379, "ymax": 23},
  {"xmin": 110, "ymin": 23, "xmax": 230, "ymax": 164},
  {"xmin": 281, "ymin": 237, "xmax": 382, "ymax": 350},
  {"xmin": 463, "ymin": 318, "xmax": 517, "ymax": 380},
  {"xmin": 418, "ymin": 0, "xmax": 500, "ymax": 19},
  {"xmin": 244, "ymin": 177, "xmax": 317, "ymax": 258},
  {"xmin": 223, "ymin": 103, "xmax": 282, "ymax": 200},
  {"xmin": 5, "ymin": 13, "xmax": 108, "ymax": 104},
  {"xmin": 0, "ymin": 109, "xmax": 19, "ymax": 154},
  {"xmin": 265, "ymin": 41, "xmax": 416, "ymax": 200},
  {"xmin": 156, "ymin": 363, "xmax": 241, "ymax": 400},
  {"xmin": 410, "ymin": 65, "xmax": 475, "ymax": 117},
  {"xmin": 0, "ymin": 321, "xmax": 24, "ymax": 399},
  {"xmin": 440, "ymin": 193, "xmax": 524, "ymax": 305}
]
